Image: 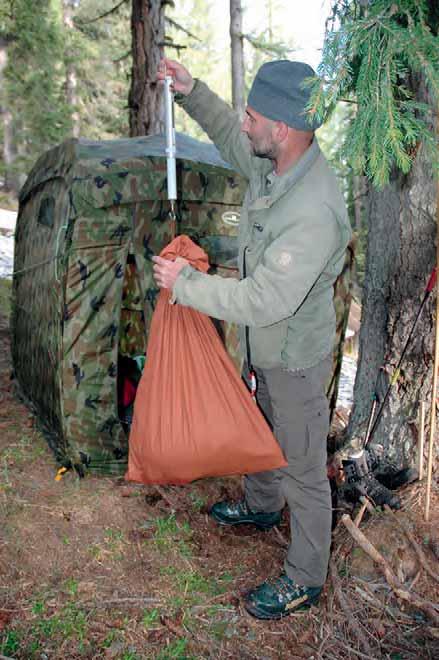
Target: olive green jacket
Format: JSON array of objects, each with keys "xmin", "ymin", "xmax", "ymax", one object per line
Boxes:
[{"xmin": 173, "ymin": 80, "xmax": 351, "ymax": 370}]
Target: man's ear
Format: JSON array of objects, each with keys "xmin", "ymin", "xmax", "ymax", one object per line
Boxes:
[{"xmin": 273, "ymin": 121, "xmax": 289, "ymax": 142}]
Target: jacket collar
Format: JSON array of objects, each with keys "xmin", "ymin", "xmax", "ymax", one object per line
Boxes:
[{"xmin": 265, "ymin": 137, "xmax": 321, "ymax": 203}]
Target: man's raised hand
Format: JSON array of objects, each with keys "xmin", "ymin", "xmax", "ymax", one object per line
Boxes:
[{"xmin": 157, "ymin": 58, "xmax": 195, "ymax": 97}]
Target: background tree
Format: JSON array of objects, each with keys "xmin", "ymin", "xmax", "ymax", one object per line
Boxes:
[
  {"xmin": 129, "ymin": 0, "xmax": 166, "ymax": 136},
  {"xmin": 310, "ymin": 0, "xmax": 439, "ymax": 463},
  {"xmin": 0, "ymin": 0, "xmax": 71, "ymax": 192},
  {"xmin": 63, "ymin": 0, "xmax": 81, "ymax": 138},
  {"xmin": 73, "ymin": 0, "xmax": 132, "ymax": 139},
  {"xmin": 229, "ymin": 0, "xmax": 245, "ymax": 116},
  {"xmin": 0, "ymin": 31, "xmax": 15, "ymax": 192},
  {"xmin": 166, "ymin": 0, "xmax": 221, "ymax": 139}
]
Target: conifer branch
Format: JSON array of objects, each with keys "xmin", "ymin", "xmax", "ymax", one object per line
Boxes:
[
  {"xmin": 75, "ymin": 0, "xmax": 129, "ymax": 26},
  {"xmin": 243, "ymin": 33, "xmax": 292, "ymax": 58},
  {"xmin": 309, "ymin": 0, "xmax": 439, "ymax": 188},
  {"xmin": 165, "ymin": 17, "xmax": 200, "ymax": 42}
]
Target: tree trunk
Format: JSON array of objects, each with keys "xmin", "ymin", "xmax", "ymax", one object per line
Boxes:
[
  {"xmin": 0, "ymin": 36, "xmax": 19, "ymax": 193},
  {"xmin": 346, "ymin": 73, "xmax": 437, "ymax": 467},
  {"xmin": 353, "ymin": 174, "xmax": 366, "ymax": 234},
  {"xmin": 63, "ymin": 0, "xmax": 80, "ymax": 138},
  {"xmin": 229, "ymin": 0, "xmax": 245, "ymax": 117},
  {"xmin": 129, "ymin": 0, "xmax": 165, "ymax": 137}
]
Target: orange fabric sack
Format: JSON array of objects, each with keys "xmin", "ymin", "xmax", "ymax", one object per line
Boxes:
[{"xmin": 126, "ymin": 235, "xmax": 287, "ymax": 485}]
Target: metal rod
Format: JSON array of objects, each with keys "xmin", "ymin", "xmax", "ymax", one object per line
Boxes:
[{"xmin": 164, "ymin": 75, "xmax": 177, "ymax": 202}]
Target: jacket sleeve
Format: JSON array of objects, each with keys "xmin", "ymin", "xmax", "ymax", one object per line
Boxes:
[
  {"xmin": 173, "ymin": 213, "xmax": 342, "ymax": 327},
  {"xmin": 178, "ymin": 80, "xmax": 260, "ymax": 181}
]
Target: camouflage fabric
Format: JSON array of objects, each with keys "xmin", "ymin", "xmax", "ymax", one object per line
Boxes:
[
  {"xmin": 119, "ymin": 261, "xmax": 146, "ymax": 357},
  {"xmin": 12, "ymin": 134, "xmax": 246, "ymax": 474}
]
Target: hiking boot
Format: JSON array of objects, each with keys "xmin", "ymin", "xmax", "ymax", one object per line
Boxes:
[
  {"xmin": 342, "ymin": 454, "xmax": 401, "ymax": 509},
  {"xmin": 365, "ymin": 446, "xmax": 418, "ymax": 490},
  {"xmin": 375, "ymin": 466, "xmax": 418, "ymax": 490},
  {"xmin": 342, "ymin": 470, "xmax": 401, "ymax": 509},
  {"xmin": 209, "ymin": 499, "xmax": 282, "ymax": 530},
  {"xmin": 244, "ymin": 573, "xmax": 322, "ymax": 620}
]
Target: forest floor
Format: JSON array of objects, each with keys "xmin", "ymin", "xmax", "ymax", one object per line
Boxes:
[{"xmin": 1, "ymin": 278, "xmax": 439, "ymax": 660}]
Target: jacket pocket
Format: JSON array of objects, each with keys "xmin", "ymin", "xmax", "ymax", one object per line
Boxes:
[
  {"xmin": 247, "ymin": 207, "xmax": 269, "ymax": 251},
  {"xmin": 278, "ymin": 410, "xmax": 328, "ymax": 462},
  {"xmin": 250, "ymin": 320, "xmax": 289, "ymax": 369}
]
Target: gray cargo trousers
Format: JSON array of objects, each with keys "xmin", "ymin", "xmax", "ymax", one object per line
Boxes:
[{"xmin": 244, "ymin": 356, "xmax": 332, "ymax": 587}]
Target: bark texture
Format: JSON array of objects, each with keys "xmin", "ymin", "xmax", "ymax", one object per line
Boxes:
[
  {"xmin": 129, "ymin": 0, "xmax": 165, "ymax": 137},
  {"xmin": 346, "ymin": 74, "xmax": 437, "ymax": 467},
  {"xmin": 229, "ymin": 0, "xmax": 245, "ymax": 117}
]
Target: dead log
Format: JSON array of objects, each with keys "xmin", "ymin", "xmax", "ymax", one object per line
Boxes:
[
  {"xmin": 384, "ymin": 505, "xmax": 439, "ymax": 584},
  {"xmin": 341, "ymin": 514, "xmax": 439, "ymax": 625}
]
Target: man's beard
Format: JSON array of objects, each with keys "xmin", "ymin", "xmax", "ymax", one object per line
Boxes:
[{"xmin": 250, "ymin": 139, "xmax": 276, "ymax": 160}]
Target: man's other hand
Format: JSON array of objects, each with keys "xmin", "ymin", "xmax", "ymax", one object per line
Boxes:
[
  {"xmin": 157, "ymin": 58, "xmax": 195, "ymax": 96},
  {"xmin": 152, "ymin": 255, "xmax": 189, "ymax": 290}
]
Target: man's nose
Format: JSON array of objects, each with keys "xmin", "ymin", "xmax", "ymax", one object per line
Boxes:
[{"xmin": 241, "ymin": 115, "xmax": 250, "ymax": 133}]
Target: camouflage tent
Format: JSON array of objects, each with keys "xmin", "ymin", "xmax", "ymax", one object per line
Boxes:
[{"xmin": 12, "ymin": 134, "xmax": 246, "ymax": 475}]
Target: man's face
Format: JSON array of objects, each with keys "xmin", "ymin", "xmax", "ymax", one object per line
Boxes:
[{"xmin": 241, "ymin": 106, "xmax": 277, "ymax": 159}]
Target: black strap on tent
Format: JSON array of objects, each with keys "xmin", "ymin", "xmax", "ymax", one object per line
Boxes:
[{"xmin": 243, "ymin": 246, "xmax": 257, "ymax": 400}]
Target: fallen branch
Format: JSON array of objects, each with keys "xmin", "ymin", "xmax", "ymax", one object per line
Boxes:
[
  {"xmin": 272, "ymin": 525, "xmax": 289, "ymax": 548},
  {"xmin": 83, "ymin": 596, "xmax": 161, "ymax": 608},
  {"xmin": 359, "ymin": 495, "xmax": 375, "ymax": 514},
  {"xmin": 354, "ymin": 496, "xmax": 374, "ymax": 527},
  {"xmin": 384, "ymin": 505, "xmax": 439, "ymax": 584},
  {"xmin": 335, "ymin": 640, "xmax": 381, "ymax": 660},
  {"xmin": 341, "ymin": 514, "xmax": 439, "ymax": 625},
  {"xmin": 154, "ymin": 485, "xmax": 179, "ymax": 511},
  {"xmin": 329, "ymin": 559, "xmax": 375, "ymax": 656},
  {"xmin": 160, "ymin": 614, "xmax": 187, "ymax": 638}
]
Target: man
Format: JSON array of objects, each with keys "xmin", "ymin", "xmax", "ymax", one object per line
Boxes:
[{"xmin": 153, "ymin": 58, "xmax": 351, "ymax": 619}]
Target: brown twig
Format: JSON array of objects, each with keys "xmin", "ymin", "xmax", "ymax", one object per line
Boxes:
[
  {"xmin": 353, "ymin": 579, "xmax": 412, "ymax": 622},
  {"xmin": 384, "ymin": 505, "xmax": 439, "ymax": 584},
  {"xmin": 160, "ymin": 614, "xmax": 187, "ymax": 638},
  {"xmin": 354, "ymin": 496, "xmax": 374, "ymax": 526},
  {"xmin": 359, "ymin": 495, "xmax": 375, "ymax": 514},
  {"xmin": 154, "ymin": 485, "xmax": 180, "ymax": 511},
  {"xmin": 272, "ymin": 525, "xmax": 289, "ymax": 548},
  {"xmin": 83, "ymin": 596, "xmax": 161, "ymax": 608},
  {"xmin": 341, "ymin": 514, "xmax": 439, "ymax": 624},
  {"xmin": 354, "ymin": 501, "xmax": 368, "ymax": 527},
  {"xmin": 329, "ymin": 559, "xmax": 375, "ymax": 656}
]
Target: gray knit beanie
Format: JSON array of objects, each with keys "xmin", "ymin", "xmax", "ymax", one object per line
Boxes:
[{"xmin": 247, "ymin": 60, "xmax": 321, "ymax": 131}]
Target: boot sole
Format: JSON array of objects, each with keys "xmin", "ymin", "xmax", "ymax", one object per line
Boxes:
[
  {"xmin": 209, "ymin": 510, "xmax": 280, "ymax": 531},
  {"xmin": 244, "ymin": 596, "xmax": 318, "ymax": 620}
]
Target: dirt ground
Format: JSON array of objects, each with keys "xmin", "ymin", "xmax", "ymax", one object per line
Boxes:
[{"xmin": 1, "ymin": 295, "xmax": 439, "ymax": 659}]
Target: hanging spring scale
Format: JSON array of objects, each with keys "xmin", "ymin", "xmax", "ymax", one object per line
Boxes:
[{"xmin": 164, "ymin": 74, "xmax": 177, "ymax": 238}]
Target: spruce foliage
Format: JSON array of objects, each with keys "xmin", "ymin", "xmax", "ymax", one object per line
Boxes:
[
  {"xmin": 307, "ymin": 0, "xmax": 439, "ymax": 188},
  {"xmin": 1, "ymin": 0, "xmax": 71, "ymax": 180}
]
